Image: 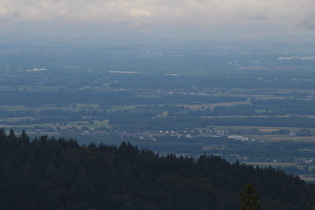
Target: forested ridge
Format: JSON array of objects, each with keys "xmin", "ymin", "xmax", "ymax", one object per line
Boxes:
[{"xmin": 1, "ymin": 129, "xmax": 315, "ymax": 210}]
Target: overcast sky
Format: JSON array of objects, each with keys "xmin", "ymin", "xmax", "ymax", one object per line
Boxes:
[{"xmin": 0, "ymin": 0, "xmax": 314, "ymax": 42}]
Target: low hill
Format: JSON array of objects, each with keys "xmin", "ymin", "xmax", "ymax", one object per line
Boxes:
[{"xmin": 1, "ymin": 129, "xmax": 315, "ymax": 210}]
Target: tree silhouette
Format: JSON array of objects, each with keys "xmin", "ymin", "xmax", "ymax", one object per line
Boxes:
[{"xmin": 239, "ymin": 183, "xmax": 260, "ymax": 210}]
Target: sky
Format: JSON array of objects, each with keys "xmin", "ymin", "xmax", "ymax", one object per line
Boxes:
[{"xmin": 0, "ymin": 0, "xmax": 314, "ymax": 42}]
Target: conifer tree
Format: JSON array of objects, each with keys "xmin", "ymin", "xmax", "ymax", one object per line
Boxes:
[{"xmin": 239, "ymin": 183, "xmax": 260, "ymax": 210}]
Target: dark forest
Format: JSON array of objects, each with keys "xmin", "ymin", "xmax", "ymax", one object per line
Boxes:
[{"xmin": 1, "ymin": 129, "xmax": 315, "ymax": 210}]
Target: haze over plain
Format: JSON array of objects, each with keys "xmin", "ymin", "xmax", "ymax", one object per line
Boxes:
[{"xmin": 1, "ymin": 0, "xmax": 315, "ymax": 183}]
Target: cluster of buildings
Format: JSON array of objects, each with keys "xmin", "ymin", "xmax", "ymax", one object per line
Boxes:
[{"xmin": 26, "ymin": 68, "xmax": 46, "ymax": 72}]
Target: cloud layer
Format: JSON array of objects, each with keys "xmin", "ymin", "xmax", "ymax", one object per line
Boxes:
[{"xmin": 0, "ymin": 0, "xmax": 314, "ymax": 30}]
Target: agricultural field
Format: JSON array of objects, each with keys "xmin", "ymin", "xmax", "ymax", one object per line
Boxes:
[{"xmin": 1, "ymin": 42, "xmax": 315, "ymax": 179}]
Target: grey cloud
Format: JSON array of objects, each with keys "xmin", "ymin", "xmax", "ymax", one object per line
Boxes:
[
  {"xmin": 291, "ymin": 2, "xmax": 315, "ymax": 30},
  {"xmin": 0, "ymin": 0, "xmax": 314, "ymax": 30},
  {"xmin": 0, "ymin": 6, "xmax": 8, "ymax": 17}
]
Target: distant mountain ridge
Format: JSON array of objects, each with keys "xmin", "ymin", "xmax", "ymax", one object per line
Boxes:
[{"xmin": 0, "ymin": 129, "xmax": 314, "ymax": 210}]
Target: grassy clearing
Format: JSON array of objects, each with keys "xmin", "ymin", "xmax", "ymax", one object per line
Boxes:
[
  {"xmin": 56, "ymin": 120, "xmax": 111, "ymax": 129},
  {"xmin": 0, "ymin": 105, "xmax": 72, "ymax": 112},
  {"xmin": 0, "ymin": 117, "xmax": 34, "ymax": 123},
  {"xmin": 212, "ymin": 126, "xmax": 307, "ymax": 131},
  {"xmin": 0, "ymin": 120, "xmax": 111, "ymax": 130},
  {"xmin": 270, "ymin": 136, "xmax": 315, "ymax": 143},
  {"xmin": 180, "ymin": 100, "xmax": 250, "ymax": 110},
  {"xmin": 0, "ymin": 103, "xmax": 102, "ymax": 112},
  {"xmin": 201, "ymin": 115, "xmax": 294, "ymax": 119},
  {"xmin": 0, "ymin": 85, "xmax": 65, "ymax": 92},
  {"xmin": 108, "ymin": 105, "xmax": 137, "ymax": 111},
  {"xmin": 155, "ymin": 111, "xmax": 169, "ymax": 118},
  {"xmin": 245, "ymin": 162, "xmax": 296, "ymax": 167}
]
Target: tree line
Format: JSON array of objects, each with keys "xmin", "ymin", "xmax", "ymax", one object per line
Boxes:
[{"xmin": 1, "ymin": 129, "xmax": 315, "ymax": 209}]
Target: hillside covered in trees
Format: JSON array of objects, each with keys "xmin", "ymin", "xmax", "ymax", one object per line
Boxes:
[{"xmin": 1, "ymin": 129, "xmax": 315, "ymax": 210}]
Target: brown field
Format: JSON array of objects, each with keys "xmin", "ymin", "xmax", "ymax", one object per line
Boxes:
[
  {"xmin": 299, "ymin": 175, "xmax": 315, "ymax": 182},
  {"xmin": 259, "ymin": 129, "xmax": 279, "ymax": 132}
]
